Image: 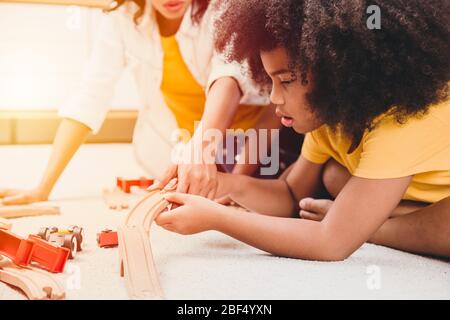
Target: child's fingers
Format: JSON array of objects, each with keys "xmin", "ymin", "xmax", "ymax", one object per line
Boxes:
[
  {"xmin": 299, "ymin": 197, "xmax": 315, "ymax": 209},
  {"xmin": 299, "ymin": 210, "xmax": 323, "ymax": 221},
  {"xmin": 160, "ymin": 224, "xmax": 175, "ymax": 232},
  {"xmin": 155, "ymin": 210, "xmax": 174, "ymax": 225},
  {"xmin": 215, "ymin": 196, "xmax": 232, "ymax": 205},
  {"xmin": 163, "ymin": 192, "xmax": 191, "ymax": 205},
  {"xmin": 299, "ymin": 198, "xmax": 333, "ymax": 215}
]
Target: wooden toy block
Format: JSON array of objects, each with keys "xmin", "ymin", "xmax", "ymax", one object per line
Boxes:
[
  {"xmin": 97, "ymin": 229, "xmax": 118, "ymax": 248},
  {"xmin": 118, "ymin": 190, "xmax": 169, "ymax": 299},
  {"xmin": 116, "ymin": 177, "xmax": 154, "ymax": 194},
  {"xmin": 0, "ymin": 255, "xmax": 65, "ymax": 300},
  {"xmin": 0, "ymin": 205, "xmax": 60, "ymax": 219}
]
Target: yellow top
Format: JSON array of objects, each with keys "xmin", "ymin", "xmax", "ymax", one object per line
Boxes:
[
  {"xmin": 301, "ymin": 100, "xmax": 450, "ymax": 203},
  {"xmin": 160, "ymin": 35, "xmax": 264, "ymax": 136}
]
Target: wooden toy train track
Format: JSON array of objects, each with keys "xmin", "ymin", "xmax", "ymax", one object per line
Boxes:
[
  {"xmin": 0, "ymin": 255, "xmax": 65, "ymax": 300},
  {"xmin": 118, "ymin": 190, "xmax": 169, "ymax": 299}
]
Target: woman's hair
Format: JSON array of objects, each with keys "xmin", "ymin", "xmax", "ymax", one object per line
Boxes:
[
  {"xmin": 107, "ymin": 0, "xmax": 210, "ymax": 25},
  {"xmin": 214, "ymin": 0, "xmax": 450, "ymax": 141}
]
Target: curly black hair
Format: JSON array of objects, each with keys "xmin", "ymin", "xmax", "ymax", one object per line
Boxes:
[{"xmin": 214, "ymin": 0, "xmax": 450, "ymax": 142}]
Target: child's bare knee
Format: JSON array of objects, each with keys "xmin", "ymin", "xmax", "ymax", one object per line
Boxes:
[{"xmin": 322, "ymin": 159, "xmax": 350, "ymax": 198}]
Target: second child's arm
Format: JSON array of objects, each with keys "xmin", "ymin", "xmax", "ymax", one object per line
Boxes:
[{"xmin": 216, "ymin": 155, "xmax": 325, "ymax": 217}]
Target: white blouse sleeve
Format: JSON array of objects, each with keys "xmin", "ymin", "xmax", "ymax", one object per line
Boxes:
[
  {"xmin": 58, "ymin": 11, "xmax": 125, "ymax": 134},
  {"xmin": 207, "ymin": 53, "xmax": 270, "ymax": 106},
  {"xmin": 204, "ymin": 2, "xmax": 270, "ymax": 106}
]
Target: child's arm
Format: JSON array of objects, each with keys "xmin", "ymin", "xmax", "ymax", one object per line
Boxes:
[
  {"xmin": 216, "ymin": 155, "xmax": 325, "ymax": 217},
  {"xmin": 157, "ymin": 175, "xmax": 412, "ymax": 261},
  {"xmin": 230, "ymin": 104, "xmax": 281, "ymax": 177}
]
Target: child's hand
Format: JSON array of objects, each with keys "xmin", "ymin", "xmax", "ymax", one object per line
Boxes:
[
  {"xmin": 298, "ymin": 198, "xmax": 334, "ymax": 221},
  {"xmin": 155, "ymin": 193, "xmax": 224, "ymax": 235}
]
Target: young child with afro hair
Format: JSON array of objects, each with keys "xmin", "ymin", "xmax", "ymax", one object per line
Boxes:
[{"xmin": 155, "ymin": 0, "xmax": 450, "ymax": 261}]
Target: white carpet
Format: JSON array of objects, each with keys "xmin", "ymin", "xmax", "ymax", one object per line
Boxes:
[{"xmin": 0, "ymin": 144, "xmax": 449, "ymax": 300}]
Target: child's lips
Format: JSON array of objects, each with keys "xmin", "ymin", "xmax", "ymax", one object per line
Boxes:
[
  {"xmin": 276, "ymin": 108, "xmax": 294, "ymax": 127},
  {"xmin": 281, "ymin": 116, "xmax": 294, "ymax": 127}
]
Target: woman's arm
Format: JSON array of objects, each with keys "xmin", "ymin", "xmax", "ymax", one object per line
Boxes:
[
  {"xmin": 0, "ymin": 13, "xmax": 125, "ymax": 205},
  {"xmin": 37, "ymin": 119, "xmax": 92, "ymax": 198},
  {"xmin": 151, "ymin": 76, "xmax": 243, "ymax": 197},
  {"xmin": 174, "ymin": 77, "xmax": 242, "ymax": 197}
]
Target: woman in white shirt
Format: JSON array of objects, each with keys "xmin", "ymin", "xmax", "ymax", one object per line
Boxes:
[{"xmin": 0, "ymin": 0, "xmax": 278, "ymax": 204}]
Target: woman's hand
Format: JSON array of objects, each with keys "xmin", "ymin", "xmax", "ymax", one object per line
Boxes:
[
  {"xmin": 149, "ymin": 163, "xmax": 219, "ymax": 199},
  {"xmin": 155, "ymin": 192, "xmax": 224, "ymax": 235},
  {"xmin": 0, "ymin": 188, "xmax": 48, "ymax": 205}
]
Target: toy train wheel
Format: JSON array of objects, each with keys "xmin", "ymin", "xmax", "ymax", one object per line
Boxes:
[
  {"xmin": 37, "ymin": 227, "xmax": 50, "ymax": 240},
  {"xmin": 69, "ymin": 225, "xmax": 84, "ymax": 251},
  {"xmin": 63, "ymin": 235, "xmax": 78, "ymax": 259}
]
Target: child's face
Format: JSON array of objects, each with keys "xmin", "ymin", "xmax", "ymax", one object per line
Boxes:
[
  {"xmin": 261, "ymin": 48, "xmax": 322, "ymax": 134},
  {"xmin": 151, "ymin": 0, "xmax": 192, "ymax": 20}
]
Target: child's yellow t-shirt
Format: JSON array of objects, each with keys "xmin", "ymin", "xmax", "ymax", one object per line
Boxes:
[
  {"xmin": 160, "ymin": 35, "xmax": 264, "ymax": 136},
  {"xmin": 301, "ymin": 100, "xmax": 450, "ymax": 203}
]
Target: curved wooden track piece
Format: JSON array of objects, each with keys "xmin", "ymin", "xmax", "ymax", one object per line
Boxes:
[
  {"xmin": 118, "ymin": 190, "xmax": 169, "ymax": 299},
  {"xmin": 125, "ymin": 190, "xmax": 169, "ymax": 232},
  {"xmin": 0, "ymin": 256, "xmax": 65, "ymax": 300}
]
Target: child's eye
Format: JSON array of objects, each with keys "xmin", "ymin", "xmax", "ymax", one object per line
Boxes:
[{"xmin": 280, "ymin": 79, "xmax": 294, "ymax": 86}]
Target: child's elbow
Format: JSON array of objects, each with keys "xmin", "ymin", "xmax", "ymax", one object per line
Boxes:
[
  {"xmin": 315, "ymin": 240, "xmax": 355, "ymax": 261},
  {"xmin": 318, "ymin": 249, "xmax": 352, "ymax": 262}
]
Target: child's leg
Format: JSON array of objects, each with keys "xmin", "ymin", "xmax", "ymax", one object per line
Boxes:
[
  {"xmin": 321, "ymin": 159, "xmax": 450, "ymax": 258},
  {"xmin": 321, "ymin": 159, "xmax": 352, "ymax": 199},
  {"xmin": 369, "ymin": 198, "xmax": 450, "ymax": 258}
]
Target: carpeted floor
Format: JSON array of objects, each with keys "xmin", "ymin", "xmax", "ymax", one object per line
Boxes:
[{"xmin": 0, "ymin": 144, "xmax": 449, "ymax": 300}]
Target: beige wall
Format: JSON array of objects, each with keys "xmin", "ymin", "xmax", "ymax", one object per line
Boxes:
[
  {"xmin": 0, "ymin": 110, "xmax": 137, "ymax": 144},
  {"xmin": 0, "ymin": 2, "xmax": 142, "ymax": 111}
]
